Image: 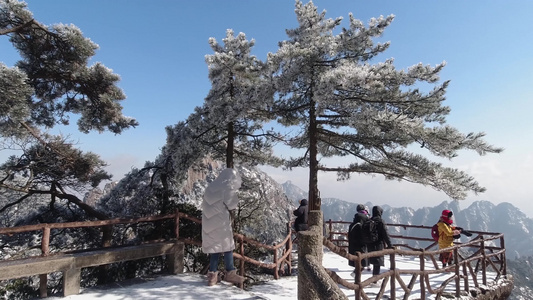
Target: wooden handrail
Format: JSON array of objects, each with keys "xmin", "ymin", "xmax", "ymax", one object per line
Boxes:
[
  {"xmin": 323, "ymin": 219, "xmax": 507, "ymax": 299},
  {"xmin": 1, "ymin": 211, "xmax": 294, "ymax": 294},
  {"xmin": 0, "ymin": 214, "xmax": 177, "ymax": 235},
  {"xmin": 1, "ymin": 215, "xmax": 507, "ymax": 300}
]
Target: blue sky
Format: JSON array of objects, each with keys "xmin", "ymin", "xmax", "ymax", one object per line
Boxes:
[{"xmin": 2, "ymin": 1, "xmax": 533, "ymax": 217}]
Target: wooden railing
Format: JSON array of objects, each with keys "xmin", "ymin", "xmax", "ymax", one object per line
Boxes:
[
  {"xmin": 323, "ymin": 219, "xmax": 507, "ymax": 300},
  {"xmin": 0, "ymin": 210, "xmax": 293, "ymax": 296},
  {"xmin": 0, "ymin": 215, "xmax": 507, "ymax": 299},
  {"xmin": 0, "ymin": 213, "xmax": 183, "ymax": 297}
]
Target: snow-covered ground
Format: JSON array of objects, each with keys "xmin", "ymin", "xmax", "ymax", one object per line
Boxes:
[{"xmin": 47, "ymin": 248, "xmax": 494, "ymax": 300}]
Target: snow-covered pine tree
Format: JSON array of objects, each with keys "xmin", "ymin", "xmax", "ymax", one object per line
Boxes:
[
  {"xmin": 0, "ymin": 0, "xmax": 137, "ymax": 221},
  {"xmin": 200, "ymin": 29, "xmax": 280, "ymax": 169},
  {"xmin": 123, "ymin": 30, "xmax": 284, "ymax": 216},
  {"xmin": 269, "ymin": 0, "xmax": 502, "ymax": 211},
  {"xmin": 97, "ymin": 41, "xmax": 293, "ymax": 244},
  {"xmin": 1, "ymin": 1, "xmax": 139, "ymax": 293}
]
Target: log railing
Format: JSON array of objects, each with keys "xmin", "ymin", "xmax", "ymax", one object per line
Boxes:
[
  {"xmin": 0, "ymin": 210, "xmax": 293, "ymax": 296},
  {"xmin": 323, "ymin": 219, "xmax": 507, "ymax": 300},
  {"xmin": 0, "ymin": 215, "xmax": 506, "ymax": 299},
  {"xmin": 0, "ymin": 213, "xmax": 182, "ymax": 297},
  {"xmin": 0, "ymin": 212, "xmax": 181, "ymax": 276}
]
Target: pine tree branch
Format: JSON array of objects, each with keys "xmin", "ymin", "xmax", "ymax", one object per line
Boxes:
[
  {"xmin": 0, "ymin": 19, "xmax": 33, "ymax": 35},
  {"xmin": 0, "ymin": 193, "xmax": 31, "ymax": 214}
]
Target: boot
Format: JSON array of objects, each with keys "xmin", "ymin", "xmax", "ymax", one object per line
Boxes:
[
  {"xmin": 224, "ymin": 270, "xmax": 244, "ymax": 284},
  {"xmin": 206, "ymin": 271, "xmax": 218, "ymax": 286}
]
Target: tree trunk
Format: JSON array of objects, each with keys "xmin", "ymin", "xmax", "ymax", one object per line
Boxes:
[
  {"xmin": 226, "ymin": 121, "xmax": 235, "ymax": 168},
  {"xmin": 308, "ymin": 97, "xmax": 321, "ymax": 213}
]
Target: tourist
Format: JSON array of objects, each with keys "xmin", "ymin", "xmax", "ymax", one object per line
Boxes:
[
  {"xmin": 436, "ymin": 209, "xmax": 461, "ymax": 269},
  {"xmin": 202, "ymin": 168, "xmax": 245, "ymax": 286},
  {"xmin": 293, "ymin": 199, "xmax": 309, "ymax": 232},
  {"xmin": 367, "ymin": 206, "xmax": 393, "ymax": 281},
  {"xmin": 348, "ymin": 204, "xmax": 370, "ymax": 277}
]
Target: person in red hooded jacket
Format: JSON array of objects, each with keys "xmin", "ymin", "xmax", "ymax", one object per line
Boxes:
[{"xmin": 437, "ymin": 209, "xmax": 461, "ymax": 269}]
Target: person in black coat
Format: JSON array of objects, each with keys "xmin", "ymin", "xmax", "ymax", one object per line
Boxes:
[
  {"xmin": 348, "ymin": 204, "xmax": 370, "ymax": 274},
  {"xmin": 293, "ymin": 199, "xmax": 309, "ymax": 232},
  {"xmin": 367, "ymin": 205, "xmax": 393, "ymax": 276}
]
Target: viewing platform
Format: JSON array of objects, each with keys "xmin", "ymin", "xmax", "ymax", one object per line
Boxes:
[{"xmin": 0, "ymin": 211, "xmax": 514, "ymax": 299}]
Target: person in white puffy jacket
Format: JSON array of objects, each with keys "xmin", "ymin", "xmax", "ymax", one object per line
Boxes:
[{"xmin": 202, "ymin": 168, "xmax": 245, "ymax": 286}]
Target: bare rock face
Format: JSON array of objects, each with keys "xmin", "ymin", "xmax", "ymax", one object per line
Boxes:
[
  {"xmin": 180, "ymin": 158, "xmax": 223, "ymax": 195},
  {"xmin": 468, "ymin": 275, "xmax": 514, "ymax": 300}
]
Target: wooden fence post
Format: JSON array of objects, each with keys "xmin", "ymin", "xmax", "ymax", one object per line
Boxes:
[
  {"xmin": 500, "ymin": 235, "xmax": 506, "ymax": 275},
  {"xmin": 239, "ymin": 235, "xmax": 245, "ymax": 286},
  {"xmin": 102, "ymin": 224, "xmax": 112, "ymax": 247},
  {"xmin": 286, "ymin": 222, "xmax": 292, "ymax": 275},
  {"xmin": 174, "ymin": 209, "xmax": 180, "ymax": 239},
  {"xmin": 463, "ymin": 256, "xmax": 469, "ymax": 293},
  {"xmin": 41, "ymin": 226, "xmax": 50, "ymax": 255},
  {"xmin": 419, "ymin": 249, "xmax": 425, "ymax": 300},
  {"xmin": 39, "ymin": 225, "xmax": 51, "ymax": 298},
  {"xmin": 481, "ymin": 236, "xmax": 487, "ymax": 285},
  {"xmin": 98, "ymin": 224, "xmax": 113, "ymax": 284},
  {"xmin": 390, "ymin": 250, "xmax": 396, "ymax": 300},
  {"xmin": 274, "ymin": 243, "xmax": 279, "ymax": 280},
  {"xmin": 454, "ymin": 248, "xmax": 460, "ymax": 297},
  {"xmin": 355, "ymin": 252, "xmax": 362, "ymax": 300}
]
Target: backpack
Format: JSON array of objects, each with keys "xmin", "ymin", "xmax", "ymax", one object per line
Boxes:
[
  {"xmin": 431, "ymin": 224, "xmax": 440, "ymax": 242},
  {"xmin": 349, "ymin": 221, "xmax": 362, "ymax": 234},
  {"xmin": 348, "ymin": 221, "xmax": 362, "ymax": 244},
  {"xmin": 361, "ymin": 219, "xmax": 379, "ymax": 244}
]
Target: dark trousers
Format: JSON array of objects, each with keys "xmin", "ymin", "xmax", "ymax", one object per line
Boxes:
[
  {"xmin": 372, "ymin": 262, "xmax": 381, "ymax": 276},
  {"xmin": 295, "ymin": 223, "xmax": 308, "ymax": 232}
]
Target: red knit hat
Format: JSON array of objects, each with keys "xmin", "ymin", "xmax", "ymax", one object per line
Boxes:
[{"xmin": 441, "ymin": 210, "xmax": 453, "ymax": 224}]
